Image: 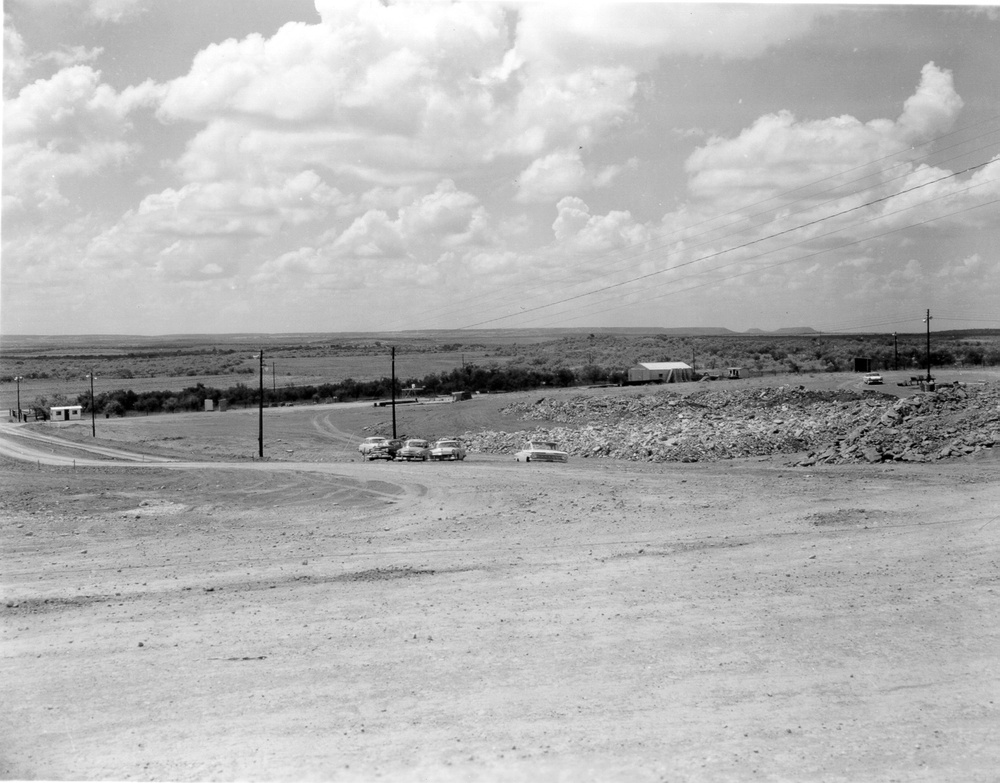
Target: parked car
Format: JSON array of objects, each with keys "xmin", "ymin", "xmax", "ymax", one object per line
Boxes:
[
  {"xmin": 397, "ymin": 438, "xmax": 431, "ymax": 461},
  {"xmin": 863, "ymin": 372, "xmax": 884, "ymax": 385},
  {"xmin": 359, "ymin": 436, "xmax": 388, "ymax": 457},
  {"xmin": 430, "ymin": 439, "xmax": 467, "ymax": 461},
  {"xmin": 359, "ymin": 436, "xmax": 401, "ymax": 460},
  {"xmin": 514, "ymin": 440, "xmax": 569, "ymax": 463}
]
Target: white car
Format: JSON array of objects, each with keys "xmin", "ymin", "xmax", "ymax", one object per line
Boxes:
[
  {"xmin": 514, "ymin": 440, "xmax": 569, "ymax": 463},
  {"xmin": 430, "ymin": 439, "xmax": 467, "ymax": 461},
  {"xmin": 863, "ymin": 372, "xmax": 883, "ymax": 385},
  {"xmin": 397, "ymin": 439, "xmax": 431, "ymax": 461},
  {"xmin": 359, "ymin": 436, "xmax": 389, "ymax": 457}
]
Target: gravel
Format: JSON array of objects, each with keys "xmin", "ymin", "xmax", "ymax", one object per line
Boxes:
[{"xmin": 464, "ymin": 383, "xmax": 1000, "ymax": 465}]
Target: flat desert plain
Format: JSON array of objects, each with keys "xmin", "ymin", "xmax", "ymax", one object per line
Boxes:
[{"xmin": 1, "ymin": 386, "xmax": 999, "ymax": 782}]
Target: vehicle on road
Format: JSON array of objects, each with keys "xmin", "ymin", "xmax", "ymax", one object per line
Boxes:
[
  {"xmin": 359, "ymin": 436, "xmax": 401, "ymax": 460},
  {"xmin": 514, "ymin": 440, "xmax": 569, "ymax": 463},
  {"xmin": 863, "ymin": 372, "xmax": 884, "ymax": 385},
  {"xmin": 430, "ymin": 439, "xmax": 466, "ymax": 461},
  {"xmin": 397, "ymin": 439, "xmax": 431, "ymax": 461}
]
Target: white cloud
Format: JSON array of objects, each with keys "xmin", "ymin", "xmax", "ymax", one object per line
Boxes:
[
  {"xmin": 77, "ymin": 170, "xmax": 348, "ymax": 282},
  {"xmin": 514, "ymin": 3, "xmax": 828, "ymax": 71},
  {"xmin": 515, "ymin": 148, "xmax": 632, "ymax": 203},
  {"xmin": 4, "ymin": 17, "xmax": 105, "ymax": 97},
  {"xmin": 156, "ymin": 1, "xmax": 642, "ymax": 189},
  {"xmin": 3, "ymin": 20, "xmax": 31, "ymax": 95},
  {"xmin": 253, "ymin": 180, "xmax": 494, "ymax": 290},
  {"xmin": 12, "ymin": 0, "xmax": 146, "ymax": 23},
  {"xmin": 683, "ymin": 63, "xmax": 964, "ymax": 211},
  {"xmin": 552, "ymin": 196, "xmax": 649, "ymax": 252},
  {"xmin": 3, "ymin": 65, "xmax": 160, "ymax": 213},
  {"xmin": 896, "ymin": 62, "xmax": 965, "ymax": 144},
  {"xmin": 42, "ymin": 44, "xmax": 104, "ymax": 69}
]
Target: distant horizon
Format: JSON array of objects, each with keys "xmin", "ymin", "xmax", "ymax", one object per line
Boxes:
[
  {"xmin": 3, "ymin": 2, "xmax": 998, "ymax": 335},
  {"xmin": 5, "ymin": 324, "xmax": 1000, "ymax": 345}
]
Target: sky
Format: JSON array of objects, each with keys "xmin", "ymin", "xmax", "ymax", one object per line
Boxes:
[{"xmin": 2, "ymin": 1, "xmax": 999, "ymax": 336}]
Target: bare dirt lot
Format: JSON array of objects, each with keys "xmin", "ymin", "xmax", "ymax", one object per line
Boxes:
[{"xmin": 2, "ymin": 381, "xmax": 999, "ymax": 782}]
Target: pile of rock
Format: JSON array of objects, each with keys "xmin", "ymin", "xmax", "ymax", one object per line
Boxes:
[
  {"xmin": 463, "ymin": 383, "xmax": 999, "ymax": 465},
  {"xmin": 798, "ymin": 383, "xmax": 1000, "ymax": 465}
]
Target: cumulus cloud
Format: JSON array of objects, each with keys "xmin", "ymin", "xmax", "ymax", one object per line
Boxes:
[
  {"xmin": 3, "ymin": 65, "xmax": 160, "ymax": 212},
  {"xmin": 514, "ymin": 3, "xmax": 827, "ymax": 71},
  {"xmin": 78, "ymin": 170, "xmax": 348, "ymax": 283},
  {"xmin": 252, "ymin": 180, "xmax": 493, "ymax": 290},
  {"xmin": 552, "ymin": 196, "xmax": 649, "ymax": 252},
  {"xmin": 42, "ymin": 44, "xmax": 104, "ymax": 69},
  {"xmin": 131, "ymin": 171, "xmax": 346, "ymax": 238},
  {"xmin": 515, "ymin": 148, "xmax": 633, "ymax": 203},
  {"xmin": 683, "ymin": 63, "xmax": 964, "ymax": 211},
  {"xmin": 156, "ymin": 1, "xmax": 643, "ymax": 189},
  {"xmin": 13, "ymin": 0, "xmax": 146, "ymax": 23},
  {"xmin": 3, "ymin": 21, "xmax": 31, "ymax": 95},
  {"xmin": 896, "ymin": 61, "xmax": 965, "ymax": 143}
]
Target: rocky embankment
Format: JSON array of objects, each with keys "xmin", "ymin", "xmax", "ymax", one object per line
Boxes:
[{"xmin": 464, "ymin": 383, "xmax": 1000, "ymax": 465}]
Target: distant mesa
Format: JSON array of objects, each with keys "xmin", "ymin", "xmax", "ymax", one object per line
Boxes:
[{"xmin": 744, "ymin": 326, "xmax": 819, "ymax": 335}]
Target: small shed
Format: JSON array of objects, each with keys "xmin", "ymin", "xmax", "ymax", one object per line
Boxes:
[
  {"xmin": 727, "ymin": 367, "xmax": 742, "ymax": 379},
  {"xmin": 50, "ymin": 405, "xmax": 83, "ymax": 421},
  {"xmin": 627, "ymin": 362, "xmax": 694, "ymax": 384}
]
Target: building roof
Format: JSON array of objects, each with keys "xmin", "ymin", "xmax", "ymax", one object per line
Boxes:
[{"xmin": 636, "ymin": 362, "xmax": 693, "ymax": 370}]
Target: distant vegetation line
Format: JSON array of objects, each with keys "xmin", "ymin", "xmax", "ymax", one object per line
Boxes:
[
  {"xmin": 29, "ymin": 365, "xmax": 587, "ymax": 418},
  {"xmin": 6, "ymin": 331, "xmax": 999, "ymax": 417}
]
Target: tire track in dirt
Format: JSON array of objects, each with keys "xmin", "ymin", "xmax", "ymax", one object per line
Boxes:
[{"xmin": 0, "ymin": 426, "xmax": 427, "ymax": 509}]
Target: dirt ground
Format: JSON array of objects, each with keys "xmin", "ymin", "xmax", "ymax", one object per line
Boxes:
[{"xmin": 1, "ymin": 389, "xmax": 999, "ymax": 782}]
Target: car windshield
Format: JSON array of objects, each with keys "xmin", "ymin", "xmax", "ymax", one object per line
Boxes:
[
  {"xmin": 530, "ymin": 441, "xmax": 557, "ymax": 450},
  {"xmin": 366, "ymin": 437, "xmax": 387, "ymax": 443},
  {"xmin": 437, "ymin": 441, "xmax": 459, "ymax": 448},
  {"xmin": 406, "ymin": 440, "xmax": 428, "ymax": 447}
]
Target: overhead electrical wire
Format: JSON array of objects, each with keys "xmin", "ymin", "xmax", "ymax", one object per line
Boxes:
[
  {"xmin": 502, "ymin": 188, "xmax": 1000, "ymax": 330},
  {"xmin": 514, "ymin": 190, "xmax": 999, "ymax": 329},
  {"xmin": 406, "ymin": 141, "xmax": 998, "ymax": 330},
  {"xmin": 455, "ymin": 165, "xmax": 998, "ymax": 330},
  {"xmin": 386, "ymin": 114, "xmax": 1000, "ymax": 331}
]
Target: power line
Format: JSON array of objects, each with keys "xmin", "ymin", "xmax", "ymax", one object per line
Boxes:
[
  {"xmin": 506, "ymin": 190, "xmax": 1000, "ymax": 330},
  {"xmin": 456, "ymin": 166, "xmax": 998, "ymax": 330},
  {"xmin": 387, "ymin": 115, "xmax": 1000, "ymax": 330}
]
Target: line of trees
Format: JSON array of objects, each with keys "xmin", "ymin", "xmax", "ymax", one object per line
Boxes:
[{"xmin": 53, "ymin": 363, "xmax": 608, "ymax": 417}]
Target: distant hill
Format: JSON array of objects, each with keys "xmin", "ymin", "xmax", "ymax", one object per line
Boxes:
[
  {"xmin": 771, "ymin": 326, "xmax": 821, "ymax": 335},
  {"xmin": 744, "ymin": 326, "xmax": 819, "ymax": 336}
]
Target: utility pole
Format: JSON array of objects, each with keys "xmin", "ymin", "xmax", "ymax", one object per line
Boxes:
[
  {"xmin": 892, "ymin": 332, "xmax": 898, "ymax": 371},
  {"xmin": 272, "ymin": 362, "xmax": 276, "ymax": 394},
  {"xmin": 390, "ymin": 346, "xmax": 397, "ymax": 439},
  {"xmin": 86, "ymin": 372, "xmax": 96, "ymax": 437},
  {"xmin": 14, "ymin": 376, "xmax": 22, "ymax": 422},
  {"xmin": 258, "ymin": 349, "xmax": 264, "ymax": 458},
  {"xmin": 923, "ymin": 309, "xmax": 933, "ymax": 384}
]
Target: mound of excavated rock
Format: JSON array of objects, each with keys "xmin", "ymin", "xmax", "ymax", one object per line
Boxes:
[{"xmin": 463, "ymin": 383, "xmax": 999, "ymax": 465}]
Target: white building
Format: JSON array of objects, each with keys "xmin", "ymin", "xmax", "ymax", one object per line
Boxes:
[
  {"xmin": 50, "ymin": 405, "xmax": 84, "ymax": 421},
  {"xmin": 627, "ymin": 362, "xmax": 694, "ymax": 384}
]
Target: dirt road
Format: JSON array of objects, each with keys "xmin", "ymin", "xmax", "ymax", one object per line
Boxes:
[{"xmin": 2, "ymin": 422, "xmax": 999, "ymax": 781}]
